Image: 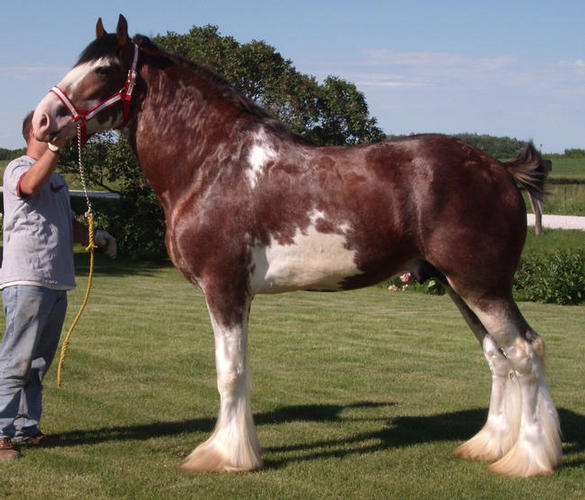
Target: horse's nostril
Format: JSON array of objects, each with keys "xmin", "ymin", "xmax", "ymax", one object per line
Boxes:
[
  {"xmin": 38, "ymin": 113, "xmax": 49, "ymax": 129},
  {"xmin": 33, "ymin": 112, "xmax": 52, "ymax": 141}
]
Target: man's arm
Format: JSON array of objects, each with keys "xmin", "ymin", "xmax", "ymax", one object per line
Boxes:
[
  {"xmin": 73, "ymin": 219, "xmax": 89, "ymax": 246},
  {"xmin": 18, "ymin": 148, "xmax": 60, "ymax": 197}
]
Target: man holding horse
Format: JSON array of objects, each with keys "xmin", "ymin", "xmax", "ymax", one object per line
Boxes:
[{"xmin": 0, "ymin": 112, "xmax": 116, "ymax": 460}]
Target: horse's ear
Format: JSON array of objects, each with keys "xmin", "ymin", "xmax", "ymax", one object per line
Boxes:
[
  {"xmin": 116, "ymin": 14, "xmax": 129, "ymax": 46},
  {"xmin": 96, "ymin": 18, "xmax": 107, "ymax": 38}
]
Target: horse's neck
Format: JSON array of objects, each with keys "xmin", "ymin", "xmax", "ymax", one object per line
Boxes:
[{"xmin": 133, "ymin": 55, "xmax": 250, "ymax": 212}]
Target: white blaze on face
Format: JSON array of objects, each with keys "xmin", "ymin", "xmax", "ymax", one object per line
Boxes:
[
  {"xmin": 58, "ymin": 57, "xmax": 111, "ymax": 94},
  {"xmin": 246, "ymin": 128, "xmax": 277, "ymax": 189},
  {"xmin": 250, "ymin": 210, "xmax": 360, "ymax": 293},
  {"xmin": 33, "ymin": 57, "xmax": 118, "ymax": 142}
]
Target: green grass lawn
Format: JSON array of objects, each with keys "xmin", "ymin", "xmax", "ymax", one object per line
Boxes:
[
  {"xmin": 523, "ymin": 228, "xmax": 585, "ymax": 253},
  {"xmin": 548, "ymin": 158, "xmax": 585, "ymax": 182},
  {"xmin": 539, "ymin": 158, "xmax": 585, "ymax": 215},
  {"xmin": 541, "ymin": 184, "xmax": 585, "ymax": 216},
  {"xmin": 0, "ymin": 252, "xmax": 583, "ymax": 498}
]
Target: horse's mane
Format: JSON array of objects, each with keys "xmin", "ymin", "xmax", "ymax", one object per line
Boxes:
[
  {"xmin": 133, "ymin": 35, "xmax": 289, "ymax": 128},
  {"xmin": 133, "ymin": 34, "xmax": 314, "ymax": 143},
  {"xmin": 77, "ymin": 34, "xmax": 119, "ymax": 65}
]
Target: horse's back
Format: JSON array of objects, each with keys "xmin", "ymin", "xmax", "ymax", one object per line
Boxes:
[{"xmin": 246, "ymin": 133, "xmax": 526, "ymax": 294}]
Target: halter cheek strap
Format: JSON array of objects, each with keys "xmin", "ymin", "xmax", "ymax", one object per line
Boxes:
[{"xmin": 50, "ymin": 43, "xmax": 139, "ymax": 146}]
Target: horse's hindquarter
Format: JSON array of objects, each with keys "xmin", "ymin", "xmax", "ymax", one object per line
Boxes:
[{"xmin": 409, "ymin": 135, "xmax": 528, "ymax": 297}]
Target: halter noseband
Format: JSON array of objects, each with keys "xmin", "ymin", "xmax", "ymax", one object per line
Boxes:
[{"xmin": 50, "ymin": 43, "xmax": 139, "ymax": 145}]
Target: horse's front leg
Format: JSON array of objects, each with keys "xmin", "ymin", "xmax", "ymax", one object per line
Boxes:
[{"xmin": 182, "ymin": 290, "xmax": 262, "ymax": 472}]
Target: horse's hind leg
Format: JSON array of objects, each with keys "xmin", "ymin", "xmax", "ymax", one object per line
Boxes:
[
  {"xmin": 462, "ymin": 296, "xmax": 561, "ymax": 476},
  {"xmin": 443, "ymin": 285, "xmax": 521, "ymax": 462},
  {"xmin": 181, "ymin": 291, "xmax": 262, "ymax": 472}
]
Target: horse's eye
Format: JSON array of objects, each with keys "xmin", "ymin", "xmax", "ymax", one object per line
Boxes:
[
  {"xmin": 56, "ymin": 104, "xmax": 69, "ymax": 118},
  {"xmin": 95, "ymin": 66, "xmax": 111, "ymax": 76}
]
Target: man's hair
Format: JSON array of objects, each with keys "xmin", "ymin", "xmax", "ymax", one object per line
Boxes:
[{"xmin": 22, "ymin": 111, "xmax": 34, "ymax": 142}]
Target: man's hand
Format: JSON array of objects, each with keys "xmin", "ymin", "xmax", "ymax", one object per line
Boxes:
[{"xmin": 94, "ymin": 230, "xmax": 117, "ymax": 259}]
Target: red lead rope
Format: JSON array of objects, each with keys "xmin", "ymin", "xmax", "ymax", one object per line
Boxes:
[{"xmin": 50, "ymin": 43, "xmax": 139, "ymax": 146}]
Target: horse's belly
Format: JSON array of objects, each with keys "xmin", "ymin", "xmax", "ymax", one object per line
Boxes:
[{"xmin": 249, "ymin": 225, "xmax": 361, "ymax": 294}]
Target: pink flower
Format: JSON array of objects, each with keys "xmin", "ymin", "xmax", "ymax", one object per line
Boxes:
[
  {"xmin": 400, "ymin": 272, "xmax": 412, "ymax": 283},
  {"xmin": 401, "ymin": 284, "xmax": 409, "ymax": 291},
  {"xmin": 388, "ymin": 285, "xmax": 398, "ymax": 292}
]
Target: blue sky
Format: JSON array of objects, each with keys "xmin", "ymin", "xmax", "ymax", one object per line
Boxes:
[{"xmin": 1, "ymin": 0, "xmax": 584, "ymax": 152}]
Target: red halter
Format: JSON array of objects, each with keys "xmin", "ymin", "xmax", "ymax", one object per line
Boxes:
[{"xmin": 49, "ymin": 43, "xmax": 139, "ymax": 146}]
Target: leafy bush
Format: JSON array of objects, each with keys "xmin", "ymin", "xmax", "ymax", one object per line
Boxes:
[
  {"xmin": 382, "ymin": 250, "xmax": 585, "ymax": 306},
  {"xmin": 385, "ymin": 272, "xmax": 445, "ymax": 296},
  {"xmin": 59, "ymin": 133, "xmax": 168, "ymax": 261},
  {"xmin": 514, "ymin": 249, "xmax": 585, "ymax": 305}
]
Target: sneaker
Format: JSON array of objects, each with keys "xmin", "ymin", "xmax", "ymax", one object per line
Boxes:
[
  {"xmin": 0, "ymin": 438, "xmax": 19, "ymax": 461},
  {"xmin": 22, "ymin": 432, "xmax": 46, "ymax": 445}
]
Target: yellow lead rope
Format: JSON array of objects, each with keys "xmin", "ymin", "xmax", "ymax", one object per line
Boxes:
[
  {"xmin": 57, "ymin": 212, "xmax": 97, "ymax": 387},
  {"xmin": 57, "ymin": 123, "xmax": 97, "ymax": 387}
]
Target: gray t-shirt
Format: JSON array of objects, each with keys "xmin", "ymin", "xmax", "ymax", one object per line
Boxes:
[{"xmin": 0, "ymin": 155, "xmax": 76, "ymax": 290}]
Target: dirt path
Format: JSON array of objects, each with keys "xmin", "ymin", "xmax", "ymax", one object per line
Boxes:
[{"xmin": 527, "ymin": 214, "xmax": 585, "ymax": 230}]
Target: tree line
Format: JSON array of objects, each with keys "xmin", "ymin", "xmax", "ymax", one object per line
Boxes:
[{"xmin": 0, "ymin": 147, "xmax": 24, "ymax": 161}]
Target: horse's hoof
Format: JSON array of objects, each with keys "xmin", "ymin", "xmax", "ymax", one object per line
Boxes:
[
  {"xmin": 486, "ymin": 439, "xmax": 559, "ymax": 477},
  {"xmin": 452, "ymin": 441, "xmax": 502, "ymax": 463},
  {"xmin": 487, "ymin": 456, "xmax": 555, "ymax": 477},
  {"xmin": 181, "ymin": 442, "xmax": 263, "ymax": 473},
  {"xmin": 452, "ymin": 423, "xmax": 515, "ymax": 463},
  {"xmin": 452, "ymin": 433, "xmax": 505, "ymax": 462}
]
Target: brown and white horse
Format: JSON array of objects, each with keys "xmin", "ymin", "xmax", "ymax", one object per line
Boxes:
[{"xmin": 33, "ymin": 16, "xmax": 561, "ymax": 476}]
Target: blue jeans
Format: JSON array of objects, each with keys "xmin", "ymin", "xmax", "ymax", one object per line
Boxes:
[{"xmin": 0, "ymin": 286, "xmax": 67, "ymax": 440}]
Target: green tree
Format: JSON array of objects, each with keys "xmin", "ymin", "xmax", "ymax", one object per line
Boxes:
[
  {"xmin": 453, "ymin": 133, "xmax": 527, "ymax": 158},
  {"xmin": 155, "ymin": 25, "xmax": 384, "ymax": 145},
  {"xmin": 0, "ymin": 147, "xmax": 25, "ymax": 161},
  {"xmin": 563, "ymin": 148, "xmax": 585, "ymax": 159},
  {"xmin": 59, "ymin": 132, "xmax": 167, "ymax": 260}
]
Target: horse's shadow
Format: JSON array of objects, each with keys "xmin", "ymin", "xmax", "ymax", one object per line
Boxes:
[{"xmin": 45, "ymin": 402, "xmax": 585, "ymax": 469}]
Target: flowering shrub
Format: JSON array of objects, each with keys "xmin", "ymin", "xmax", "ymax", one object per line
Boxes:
[
  {"xmin": 425, "ymin": 278, "xmax": 445, "ymax": 295},
  {"xmin": 386, "ymin": 272, "xmax": 412, "ymax": 292},
  {"xmin": 386, "ymin": 272, "xmax": 445, "ymax": 295},
  {"xmin": 383, "ymin": 250, "xmax": 584, "ymax": 306},
  {"xmin": 514, "ymin": 249, "xmax": 585, "ymax": 305}
]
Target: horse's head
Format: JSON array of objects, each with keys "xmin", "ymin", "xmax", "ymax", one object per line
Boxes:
[{"xmin": 33, "ymin": 14, "xmax": 137, "ymax": 145}]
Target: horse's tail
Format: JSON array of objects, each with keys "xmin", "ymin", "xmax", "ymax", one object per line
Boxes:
[
  {"xmin": 501, "ymin": 142, "xmax": 550, "ymax": 202},
  {"xmin": 501, "ymin": 143, "xmax": 551, "ymax": 234}
]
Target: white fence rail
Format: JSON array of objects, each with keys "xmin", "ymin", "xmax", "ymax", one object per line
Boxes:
[{"xmin": 0, "ymin": 187, "xmax": 120, "ymax": 199}]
